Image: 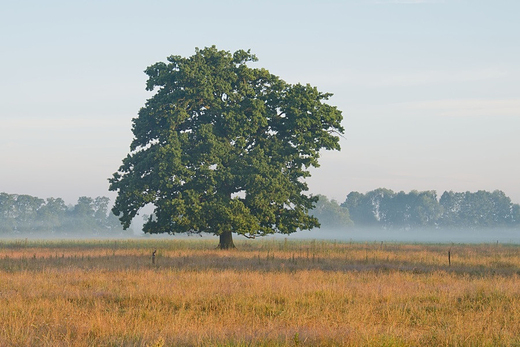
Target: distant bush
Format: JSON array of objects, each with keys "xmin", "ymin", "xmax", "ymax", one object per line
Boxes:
[{"xmin": 310, "ymin": 194, "xmax": 353, "ymax": 229}]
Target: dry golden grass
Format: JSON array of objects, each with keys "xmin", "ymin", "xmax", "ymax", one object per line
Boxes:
[{"xmin": 1, "ymin": 238, "xmax": 520, "ymax": 346}]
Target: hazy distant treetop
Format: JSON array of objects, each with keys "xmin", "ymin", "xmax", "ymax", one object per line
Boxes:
[{"xmin": 311, "ymin": 195, "xmax": 353, "ymax": 229}]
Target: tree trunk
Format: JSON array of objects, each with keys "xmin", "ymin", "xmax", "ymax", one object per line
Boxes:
[{"xmin": 218, "ymin": 230, "xmax": 235, "ymax": 249}]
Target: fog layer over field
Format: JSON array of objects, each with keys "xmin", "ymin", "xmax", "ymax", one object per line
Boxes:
[
  {"xmin": 3, "ymin": 226, "xmax": 519, "ymax": 245},
  {"xmin": 132, "ymin": 226, "xmax": 520, "ymax": 244},
  {"xmin": 284, "ymin": 227, "xmax": 520, "ymax": 244}
]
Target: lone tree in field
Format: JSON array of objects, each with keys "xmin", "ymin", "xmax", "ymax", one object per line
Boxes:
[{"xmin": 109, "ymin": 46, "xmax": 344, "ymax": 249}]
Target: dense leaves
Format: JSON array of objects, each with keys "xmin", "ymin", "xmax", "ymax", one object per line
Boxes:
[
  {"xmin": 109, "ymin": 46, "xmax": 344, "ymax": 246},
  {"xmin": 0, "ymin": 193, "xmax": 129, "ymax": 235}
]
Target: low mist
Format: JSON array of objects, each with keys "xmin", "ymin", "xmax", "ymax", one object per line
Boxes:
[{"xmin": 281, "ymin": 227, "xmax": 520, "ymax": 244}]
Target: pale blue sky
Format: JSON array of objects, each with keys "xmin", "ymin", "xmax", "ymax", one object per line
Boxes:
[{"xmin": 1, "ymin": 0, "xmax": 519, "ymax": 205}]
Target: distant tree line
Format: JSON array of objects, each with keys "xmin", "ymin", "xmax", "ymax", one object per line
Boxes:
[
  {"xmin": 2, "ymin": 189, "xmax": 518, "ymax": 235},
  {"xmin": 341, "ymin": 189, "xmax": 520, "ymax": 230},
  {"xmin": 0, "ymin": 193, "xmax": 131, "ymax": 235}
]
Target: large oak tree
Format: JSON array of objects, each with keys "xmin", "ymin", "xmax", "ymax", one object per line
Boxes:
[{"xmin": 109, "ymin": 46, "xmax": 344, "ymax": 248}]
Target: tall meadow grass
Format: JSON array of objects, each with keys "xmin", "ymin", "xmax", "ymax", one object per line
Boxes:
[{"xmin": 1, "ymin": 238, "xmax": 519, "ymax": 346}]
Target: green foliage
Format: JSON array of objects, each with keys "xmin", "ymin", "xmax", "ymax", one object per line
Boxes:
[{"xmin": 110, "ymin": 46, "xmax": 344, "ymax": 241}]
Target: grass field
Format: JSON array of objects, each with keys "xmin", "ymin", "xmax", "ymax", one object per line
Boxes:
[{"xmin": 1, "ymin": 238, "xmax": 520, "ymax": 346}]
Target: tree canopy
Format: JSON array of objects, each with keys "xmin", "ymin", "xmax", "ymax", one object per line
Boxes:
[{"xmin": 109, "ymin": 46, "xmax": 344, "ymax": 248}]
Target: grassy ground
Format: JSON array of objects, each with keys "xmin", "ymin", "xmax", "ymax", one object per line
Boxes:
[{"xmin": 1, "ymin": 238, "xmax": 520, "ymax": 346}]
